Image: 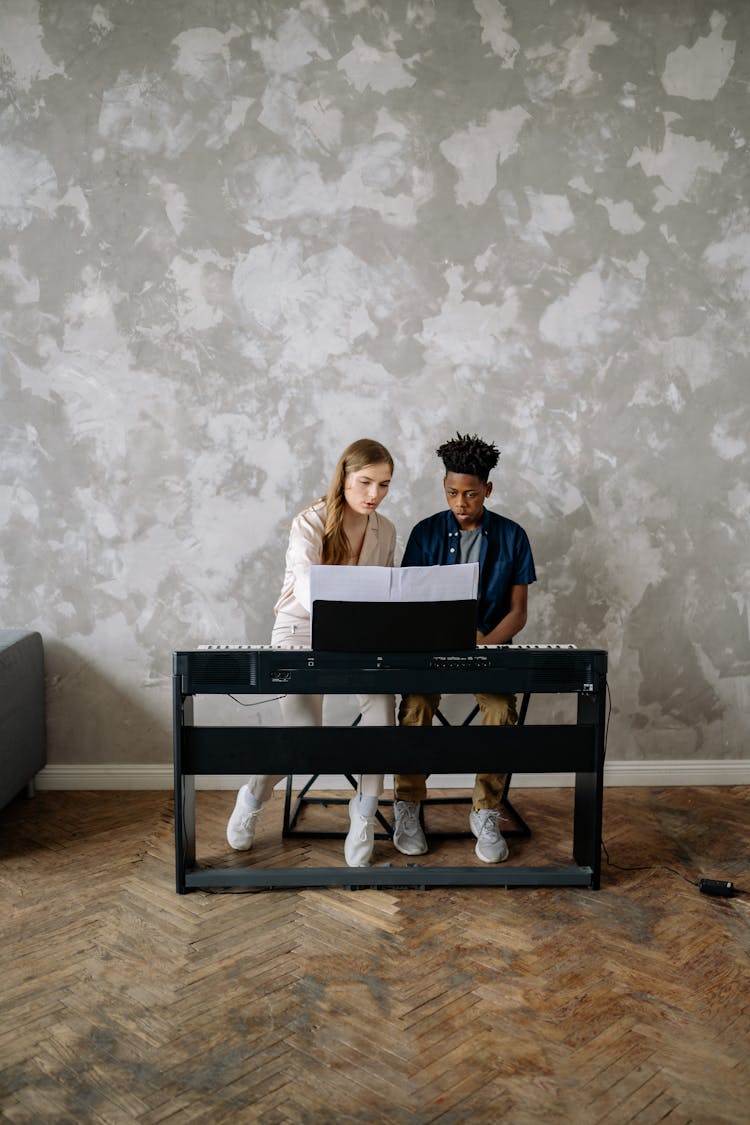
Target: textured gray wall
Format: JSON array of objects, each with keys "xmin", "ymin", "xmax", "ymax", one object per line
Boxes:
[{"xmin": 1, "ymin": 1, "xmax": 748, "ymax": 766}]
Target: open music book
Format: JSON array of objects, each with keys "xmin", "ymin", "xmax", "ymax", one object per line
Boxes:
[
  {"xmin": 309, "ymin": 562, "xmax": 478, "ymax": 604},
  {"xmin": 309, "ymin": 563, "xmax": 479, "ymax": 652}
]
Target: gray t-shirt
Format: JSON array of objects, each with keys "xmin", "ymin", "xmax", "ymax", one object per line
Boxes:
[{"xmin": 459, "ymin": 528, "xmax": 482, "ymax": 565}]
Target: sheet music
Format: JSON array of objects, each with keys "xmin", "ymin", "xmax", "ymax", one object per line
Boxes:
[
  {"xmin": 310, "ymin": 563, "xmax": 478, "ymax": 604},
  {"xmin": 391, "ymin": 563, "xmax": 478, "ymax": 602},
  {"xmin": 310, "ymin": 565, "xmax": 390, "ymax": 603}
]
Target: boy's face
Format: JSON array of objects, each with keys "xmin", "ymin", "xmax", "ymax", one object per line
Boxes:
[{"xmin": 443, "ymin": 472, "xmax": 492, "ymax": 530}]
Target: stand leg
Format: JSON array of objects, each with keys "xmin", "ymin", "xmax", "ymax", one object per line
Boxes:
[
  {"xmin": 178, "ymin": 775, "xmax": 196, "ymax": 892},
  {"xmin": 282, "ymin": 774, "xmax": 295, "ymax": 836},
  {"xmin": 573, "ymin": 692, "xmax": 605, "ymax": 888},
  {"xmin": 173, "ymin": 691, "xmax": 195, "ymax": 894}
]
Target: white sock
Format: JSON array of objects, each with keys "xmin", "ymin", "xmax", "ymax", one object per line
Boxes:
[
  {"xmin": 356, "ymin": 795, "xmax": 378, "ymax": 818},
  {"xmin": 241, "ymin": 786, "xmax": 261, "ymax": 811}
]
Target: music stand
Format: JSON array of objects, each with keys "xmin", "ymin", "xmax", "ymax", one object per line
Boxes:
[{"xmin": 311, "ymin": 598, "xmax": 477, "ymax": 653}]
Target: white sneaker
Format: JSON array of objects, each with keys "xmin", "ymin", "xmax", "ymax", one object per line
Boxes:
[
  {"xmin": 469, "ymin": 808, "xmax": 509, "ymax": 863},
  {"xmin": 344, "ymin": 798, "xmax": 376, "ymax": 867},
  {"xmin": 226, "ymin": 786, "xmax": 261, "ymax": 851},
  {"xmin": 393, "ymin": 800, "xmax": 428, "ymax": 856}
]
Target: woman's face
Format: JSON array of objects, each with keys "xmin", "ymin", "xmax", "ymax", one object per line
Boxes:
[{"xmin": 343, "ymin": 461, "xmax": 392, "ymax": 516}]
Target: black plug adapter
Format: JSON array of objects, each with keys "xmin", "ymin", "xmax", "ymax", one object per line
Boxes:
[{"xmin": 698, "ymin": 878, "xmax": 736, "ymax": 898}]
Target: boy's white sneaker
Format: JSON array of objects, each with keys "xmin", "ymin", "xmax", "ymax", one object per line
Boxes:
[
  {"xmin": 344, "ymin": 799, "xmax": 376, "ymax": 867},
  {"xmin": 226, "ymin": 786, "xmax": 261, "ymax": 851},
  {"xmin": 393, "ymin": 800, "xmax": 428, "ymax": 856},
  {"xmin": 469, "ymin": 808, "xmax": 509, "ymax": 863}
]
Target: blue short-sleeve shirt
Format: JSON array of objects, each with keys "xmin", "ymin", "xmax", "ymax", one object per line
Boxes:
[{"xmin": 401, "ymin": 508, "xmax": 536, "ymax": 636}]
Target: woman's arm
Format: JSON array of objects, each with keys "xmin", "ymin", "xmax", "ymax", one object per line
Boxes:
[{"xmin": 286, "ymin": 508, "xmax": 325, "ymax": 613}]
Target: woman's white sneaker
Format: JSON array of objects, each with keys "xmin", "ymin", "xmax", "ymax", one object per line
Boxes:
[
  {"xmin": 469, "ymin": 808, "xmax": 509, "ymax": 863},
  {"xmin": 393, "ymin": 800, "xmax": 428, "ymax": 855},
  {"xmin": 226, "ymin": 786, "xmax": 261, "ymax": 851},
  {"xmin": 344, "ymin": 799, "xmax": 376, "ymax": 867}
]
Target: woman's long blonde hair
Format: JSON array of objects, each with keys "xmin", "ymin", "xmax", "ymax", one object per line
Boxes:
[{"xmin": 321, "ymin": 438, "xmax": 394, "ymax": 565}]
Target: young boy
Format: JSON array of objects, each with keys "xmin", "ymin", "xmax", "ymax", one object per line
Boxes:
[{"xmin": 393, "ymin": 433, "xmax": 536, "ymax": 863}]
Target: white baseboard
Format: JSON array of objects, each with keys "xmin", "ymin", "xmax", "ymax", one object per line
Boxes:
[{"xmin": 35, "ymin": 760, "xmax": 750, "ymax": 791}]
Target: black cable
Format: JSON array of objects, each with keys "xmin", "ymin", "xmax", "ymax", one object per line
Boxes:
[
  {"xmin": 599, "ymin": 683, "xmax": 746, "ymax": 896},
  {"xmin": 226, "ymin": 688, "xmax": 284, "ymax": 706},
  {"xmin": 601, "ymin": 840, "xmax": 746, "ymax": 896},
  {"xmin": 603, "ymin": 678, "xmax": 612, "ymax": 758},
  {"xmin": 600, "ymin": 838, "xmax": 699, "ymax": 888}
]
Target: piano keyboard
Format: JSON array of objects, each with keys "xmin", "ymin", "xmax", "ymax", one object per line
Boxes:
[
  {"xmin": 176, "ymin": 644, "xmax": 604, "ymax": 696},
  {"xmin": 197, "ymin": 643, "xmax": 578, "ymax": 651}
]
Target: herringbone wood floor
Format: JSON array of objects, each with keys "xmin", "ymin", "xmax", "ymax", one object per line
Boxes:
[{"xmin": 1, "ymin": 786, "xmax": 748, "ymax": 1124}]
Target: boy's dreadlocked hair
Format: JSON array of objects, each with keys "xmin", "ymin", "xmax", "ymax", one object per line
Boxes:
[{"xmin": 436, "ymin": 432, "xmax": 500, "ymax": 482}]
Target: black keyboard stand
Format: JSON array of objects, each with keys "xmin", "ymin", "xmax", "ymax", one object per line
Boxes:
[
  {"xmin": 281, "ymin": 693, "xmax": 532, "ymax": 841},
  {"xmin": 172, "ymin": 646, "xmax": 608, "ymax": 892}
]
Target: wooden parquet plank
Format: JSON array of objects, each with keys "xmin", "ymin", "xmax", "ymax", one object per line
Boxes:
[
  {"xmin": 1, "ymin": 787, "xmax": 749, "ymax": 1124},
  {"xmin": 399, "ymin": 991, "xmax": 483, "ymax": 1039},
  {"xmin": 593, "ymin": 1067, "xmax": 670, "ymax": 1123},
  {"xmin": 399, "ymin": 985, "xmax": 480, "ymax": 1032},
  {"xmin": 1, "ymin": 963, "xmax": 98, "ymax": 1013},
  {"xmin": 294, "ymin": 914, "xmax": 401, "ymax": 960},
  {"xmin": 278, "ymin": 1053, "xmax": 397, "ymax": 1121},
  {"xmin": 136, "ymin": 1095, "xmax": 209, "ymax": 1125},
  {"xmin": 578, "ymin": 1038, "xmax": 655, "ymax": 1096},
  {"xmin": 633, "ymin": 1014, "xmax": 748, "ymax": 1072},
  {"xmin": 629, "ymin": 1088, "xmax": 682, "ymax": 1125},
  {"xmin": 3, "ymin": 1059, "xmax": 148, "ymax": 1125},
  {"xmin": 286, "ymin": 1033, "xmax": 413, "ymax": 1101},
  {"xmin": 299, "ymin": 887, "xmax": 403, "ymax": 930},
  {"xmin": 654, "ymin": 1109, "xmax": 693, "ymax": 1125},
  {"xmin": 409, "ymin": 1029, "xmax": 504, "ymax": 1090},
  {"xmin": 182, "ymin": 900, "xmax": 300, "ymax": 954},
  {"xmin": 302, "ymin": 1021, "xmax": 412, "ymax": 1076}
]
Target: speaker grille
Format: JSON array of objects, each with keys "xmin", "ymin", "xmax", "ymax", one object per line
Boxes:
[{"xmin": 188, "ymin": 651, "xmax": 258, "ymax": 691}]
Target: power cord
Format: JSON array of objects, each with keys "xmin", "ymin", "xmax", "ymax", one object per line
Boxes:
[
  {"xmin": 600, "ymin": 681, "xmax": 744, "ymax": 898},
  {"xmin": 601, "ymin": 839, "xmax": 745, "ymax": 898},
  {"xmin": 228, "ymin": 694, "xmax": 284, "ymax": 708}
]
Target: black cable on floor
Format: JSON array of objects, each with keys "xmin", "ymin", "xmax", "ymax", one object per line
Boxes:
[{"xmin": 600, "ymin": 839, "xmax": 746, "ymax": 897}]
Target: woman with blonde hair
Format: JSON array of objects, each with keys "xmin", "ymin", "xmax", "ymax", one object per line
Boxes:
[{"xmin": 227, "ymin": 438, "xmax": 396, "ymax": 867}]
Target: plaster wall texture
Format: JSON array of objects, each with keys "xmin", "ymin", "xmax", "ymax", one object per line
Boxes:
[{"xmin": 0, "ymin": 0, "xmax": 748, "ymax": 766}]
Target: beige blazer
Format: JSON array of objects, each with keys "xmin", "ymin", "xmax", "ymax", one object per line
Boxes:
[{"xmin": 273, "ymin": 499, "xmax": 397, "ymax": 621}]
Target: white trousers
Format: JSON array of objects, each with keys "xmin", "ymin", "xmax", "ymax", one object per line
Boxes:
[{"xmin": 244, "ymin": 615, "xmax": 394, "ymax": 806}]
